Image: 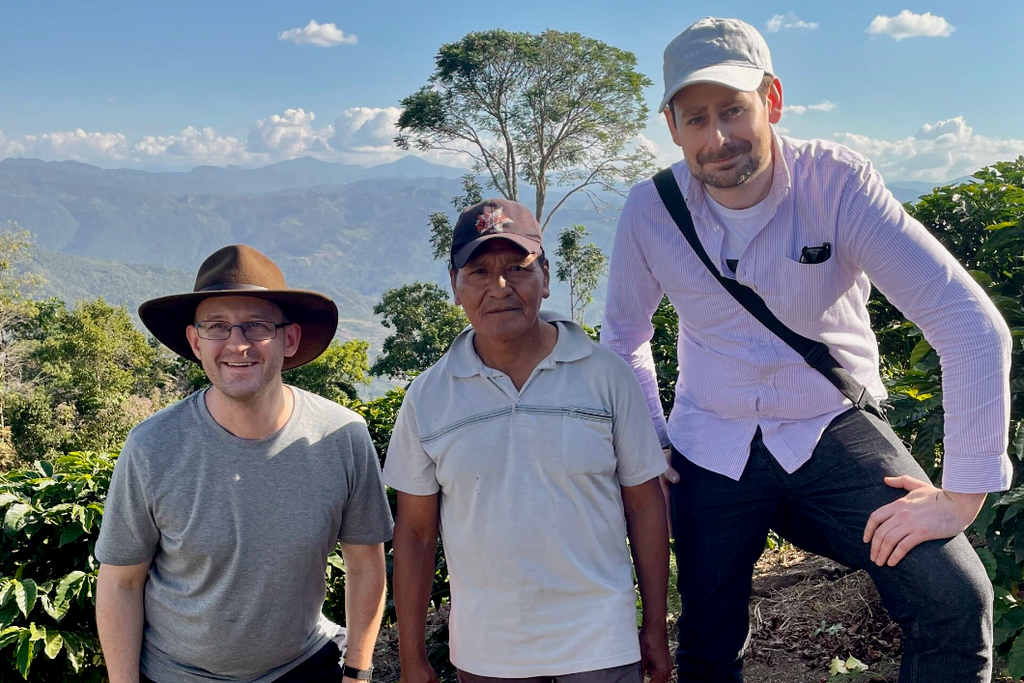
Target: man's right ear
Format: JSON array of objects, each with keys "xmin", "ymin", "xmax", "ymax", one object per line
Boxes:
[
  {"xmin": 449, "ymin": 268, "xmax": 461, "ymax": 306},
  {"xmin": 185, "ymin": 324, "xmax": 203, "ymax": 361},
  {"xmin": 663, "ymin": 106, "xmax": 684, "ymax": 148}
]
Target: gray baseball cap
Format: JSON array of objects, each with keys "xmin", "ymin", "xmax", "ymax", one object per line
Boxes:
[{"xmin": 660, "ymin": 17, "xmax": 774, "ymax": 112}]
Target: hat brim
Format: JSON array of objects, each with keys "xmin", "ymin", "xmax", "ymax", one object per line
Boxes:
[
  {"xmin": 451, "ymin": 233, "xmax": 542, "ymax": 269},
  {"xmin": 660, "ymin": 64, "xmax": 766, "ymax": 111},
  {"xmin": 139, "ymin": 289, "xmax": 339, "ymax": 370}
]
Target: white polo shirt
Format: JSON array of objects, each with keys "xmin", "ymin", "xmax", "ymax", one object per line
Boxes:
[{"xmin": 383, "ymin": 311, "xmax": 666, "ymax": 678}]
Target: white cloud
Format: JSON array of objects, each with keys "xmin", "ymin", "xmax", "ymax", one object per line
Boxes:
[
  {"xmin": 134, "ymin": 126, "xmax": 249, "ymax": 166},
  {"xmin": 2, "ymin": 129, "xmax": 132, "ymax": 163},
  {"xmin": 833, "ymin": 116, "xmax": 1024, "ymax": 182},
  {"xmin": 247, "ymin": 108, "xmax": 334, "ymax": 159},
  {"xmin": 636, "ymin": 133, "xmax": 679, "ymax": 169},
  {"xmin": 766, "ymin": 12, "xmax": 819, "ymax": 33},
  {"xmin": 331, "ymin": 107, "xmax": 400, "ymax": 151},
  {"xmin": 0, "ymin": 131, "xmax": 27, "ymax": 159},
  {"xmin": 278, "ymin": 20, "xmax": 357, "ymax": 47},
  {"xmin": 783, "ymin": 100, "xmax": 836, "ymax": 115},
  {"xmin": 866, "ymin": 10, "xmax": 955, "ymax": 41}
]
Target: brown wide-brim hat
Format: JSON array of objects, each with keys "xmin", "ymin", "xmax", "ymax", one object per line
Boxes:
[{"xmin": 139, "ymin": 245, "xmax": 338, "ymax": 370}]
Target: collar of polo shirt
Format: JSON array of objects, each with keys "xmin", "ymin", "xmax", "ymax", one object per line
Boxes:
[{"xmin": 445, "ymin": 310, "xmax": 594, "ymax": 378}]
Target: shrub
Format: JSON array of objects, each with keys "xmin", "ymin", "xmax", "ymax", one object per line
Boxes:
[{"xmin": 0, "ymin": 453, "xmax": 113, "ymax": 681}]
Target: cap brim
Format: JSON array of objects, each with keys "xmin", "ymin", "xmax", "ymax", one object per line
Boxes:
[
  {"xmin": 660, "ymin": 64, "xmax": 765, "ymax": 111},
  {"xmin": 451, "ymin": 233, "xmax": 542, "ymax": 269},
  {"xmin": 138, "ymin": 289, "xmax": 339, "ymax": 370}
]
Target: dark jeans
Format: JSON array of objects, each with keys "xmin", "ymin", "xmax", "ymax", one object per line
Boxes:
[
  {"xmin": 140, "ymin": 631, "xmax": 344, "ymax": 683},
  {"xmin": 671, "ymin": 408, "xmax": 993, "ymax": 683},
  {"xmin": 457, "ymin": 661, "xmax": 642, "ymax": 683}
]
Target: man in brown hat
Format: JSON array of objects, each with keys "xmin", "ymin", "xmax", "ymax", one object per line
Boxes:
[
  {"xmin": 95, "ymin": 245, "xmax": 394, "ymax": 683},
  {"xmin": 385, "ymin": 200, "xmax": 671, "ymax": 683}
]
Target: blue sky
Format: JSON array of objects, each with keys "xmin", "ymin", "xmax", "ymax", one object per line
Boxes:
[{"xmin": 1, "ymin": 0, "xmax": 1021, "ymax": 181}]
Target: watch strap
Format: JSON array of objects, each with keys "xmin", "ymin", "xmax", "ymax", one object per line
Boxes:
[{"xmin": 343, "ymin": 664, "xmax": 373, "ymax": 681}]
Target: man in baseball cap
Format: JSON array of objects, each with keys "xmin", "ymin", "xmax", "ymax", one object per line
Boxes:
[
  {"xmin": 602, "ymin": 16, "xmax": 1008, "ymax": 682},
  {"xmin": 95, "ymin": 245, "xmax": 393, "ymax": 683},
  {"xmin": 386, "ymin": 199, "xmax": 672, "ymax": 682}
]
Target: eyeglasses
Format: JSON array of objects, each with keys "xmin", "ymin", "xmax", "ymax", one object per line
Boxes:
[{"xmin": 194, "ymin": 321, "xmax": 291, "ymax": 341}]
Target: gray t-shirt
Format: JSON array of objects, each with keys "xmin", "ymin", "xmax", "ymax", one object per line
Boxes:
[{"xmin": 96, "ymin": 387, "xmax": 394, "ymax": 683}]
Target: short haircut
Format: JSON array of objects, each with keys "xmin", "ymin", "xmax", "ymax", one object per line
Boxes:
[{"xmin": 667, "ymin": 73, "xmax": 775, "ymax": 119}]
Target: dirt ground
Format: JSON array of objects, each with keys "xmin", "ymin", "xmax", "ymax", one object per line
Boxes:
[{"xmin": 371, "ymin": 546, "xmax": 1009, "ymax": 682}]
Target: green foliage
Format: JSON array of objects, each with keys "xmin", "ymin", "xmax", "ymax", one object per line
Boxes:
[
  {"xmin": 0, "ymin": 453, "xmax": 113, "ymax": 681},
  {"xmin": 0, "ymin": 223, "xmax": 45, "ymax": 467},
  {"xmin": 396, "ymin": 29, "xmax": 655, "ymax": 229},
  {"xmin": 371, "ymin": 283, "xmax": 467, "ymax": 381},
  {"xmin": 283, "ymin": 339, "xmax": 371, "ymax": 403},
  {"xmin": 428, "ymin": 174, "xmax": 484, "ymax": 262},
  {"xmin": 7, "ymin": 298, "xmax": 176, "ymax": 463},
  {"xmin": 554, "ymin": 225, "xmax": 607, "ymax": 326},
  {"xmin": 650, "ymin": 298, "xmax": 680, "ymax": 418}
]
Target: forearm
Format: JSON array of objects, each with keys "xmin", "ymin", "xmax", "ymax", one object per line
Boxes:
[
  {"xmin": 844, "ymin": 166, "xmax": 1013, "ymax": 491},
  {"xmin": 622, "ymin": 479, "xmax": 670, "ymax": 630},
  {"xmin": 96, "ymin": 575, "xmax": 145, "ymax": 683},
  {"xmin": 341, "ymin": 544, "xmax": 387, "ymax": 670},
  {"xmin": 392, "ymin": 526, "xmax": 439, "ymax": 663}
]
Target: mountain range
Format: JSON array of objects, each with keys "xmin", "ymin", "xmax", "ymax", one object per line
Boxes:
[
  {"xmin": 0, "ymin": 154, "xmax": 966, "ymax": 347},
  {"xmin": 0, "ymin": 155, "xmax": 619, "ymax": 345}
]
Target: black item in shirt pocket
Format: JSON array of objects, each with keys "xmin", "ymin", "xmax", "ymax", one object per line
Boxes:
[{"xmin": 799, "ymin": 242, "xmax": 832, "ymax": 264}]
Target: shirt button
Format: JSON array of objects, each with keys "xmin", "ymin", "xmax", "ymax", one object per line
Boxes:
[
  {"xmin": 516, "ymin": 399, "xmax": 523, "ymax": 405},
  {"xmin": 713, "ymin": 225, "xmax": 721, "ymax": 232}
]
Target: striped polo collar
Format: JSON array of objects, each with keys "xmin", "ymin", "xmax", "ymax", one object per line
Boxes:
[{"xmin": 444, "ymin": 310, "xmax": 595, "ymax": 379}]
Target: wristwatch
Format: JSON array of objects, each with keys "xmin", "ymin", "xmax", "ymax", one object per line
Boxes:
[{"xmin": 342, "ymin": 664, "xmax": 373, "ymax": 680}]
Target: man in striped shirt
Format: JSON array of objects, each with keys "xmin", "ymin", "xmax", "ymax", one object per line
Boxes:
[{"xmin": 601, "ymin": 17, "xmax": 1011, "ymax": 683}]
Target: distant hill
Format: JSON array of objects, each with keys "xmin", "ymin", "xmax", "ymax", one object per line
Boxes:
[
  {"xmin": 0, "ymin": 156, "xmax": 608, "ymax": 344},
  {"xmin": 888, "ymin": 176, "xmax": 975, "ymax": 204},
  {"xmin": 0, "ymin": 154, "xmax": 468, "ymax": 196},
  {"xmin": 0, "ymin": 154, "xmax": 973, "ymax": 348}
]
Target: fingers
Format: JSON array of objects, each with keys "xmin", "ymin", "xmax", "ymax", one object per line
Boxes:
[
  {"xmin": 661, "ymin": 448, "xmax": 681, "ymax": 484},
  {"xmin": 869, "ymin": 515, "xmax": 905, "ymax": 566},
  {"xmin": 863, "ymin": 499, "xmax": 896, "ymax": 543},
  {"xmin": 884, "ymin": 475, "xmax": 928, "ymax": 491},
  {"xmin": 886, "ymin": 533, "xmax": 925, "ymax": 567}
]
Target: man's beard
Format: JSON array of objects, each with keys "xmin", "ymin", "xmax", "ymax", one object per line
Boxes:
[{"xmin": 691, "ymin": 140, "xmax": 762, "ymax": 189}]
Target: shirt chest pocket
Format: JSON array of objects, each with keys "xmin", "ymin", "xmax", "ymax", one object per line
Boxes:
[
  {"xmin": 560, "ymin": 408, "xmax": 615, "ymax": 476},
  {"xmin": 767, "ymin": 256, "xmax": 845, "ymax": 324}
]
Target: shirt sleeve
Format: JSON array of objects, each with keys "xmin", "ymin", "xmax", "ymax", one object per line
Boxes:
[
  {"xmin": 842, "ymin": 161, "xmax": 1013, "ymax": 493},
  {"xmin": 611, "ymin": 357, "xmax": 670, "ymax": 487},
  {"xmin": 381, "ymin": 390, "xmax": 441, "ymax": 496},
  {"xmin": 95, "ymin": 437, "xmax": 160, "ymax": 566},
  {"xmin": 600, "ymin": 192, "xmax": 671, "ymax": 448},
  {"xmin": 338, "ymin": 420, "xmax": 395, "ymax": 545}
]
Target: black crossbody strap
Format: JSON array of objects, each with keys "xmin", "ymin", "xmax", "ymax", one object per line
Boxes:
[{"xmin": 651, "ymin": 168, "xmax": 884, "ymax": 419}]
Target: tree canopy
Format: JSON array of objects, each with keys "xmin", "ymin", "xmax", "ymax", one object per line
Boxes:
[
  {"xmin": 554, "ymin": 224, "xmax": 607, "ymax": 325},
  {"xmin": 370, "ymin": 282, "xmax": 467, "ymax": 380},
  {"xmin": 396, "ymin": 29, "xmax": 655, "ymax": 230}
]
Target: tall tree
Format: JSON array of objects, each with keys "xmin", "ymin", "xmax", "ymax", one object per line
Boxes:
[
  {"xmin": 0, "ymin": 223, "xmax": 43, "ymax": 464},
  {"xmin": 554, "ymin": 224, "xmax": 607, "ymax": 325},
  {"xmin": 396, "ymin": 29, "xmax": 655, "ymax": 231},
  {"xmin": 9, "ymin": 297, "xmax": 170, "ymax": 459},
  {"xmin": 371, "ymin": 282, "xmax": 467, "ymax": 380},
  {"xmin": 428, "ymin": 174, "xmax": 483, "ymax": 261}
]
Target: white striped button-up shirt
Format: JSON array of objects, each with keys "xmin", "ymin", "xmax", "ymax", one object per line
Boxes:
[{"xmin": 600, "ymin": 130, "xmax": 1013, "ymax": 493}]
